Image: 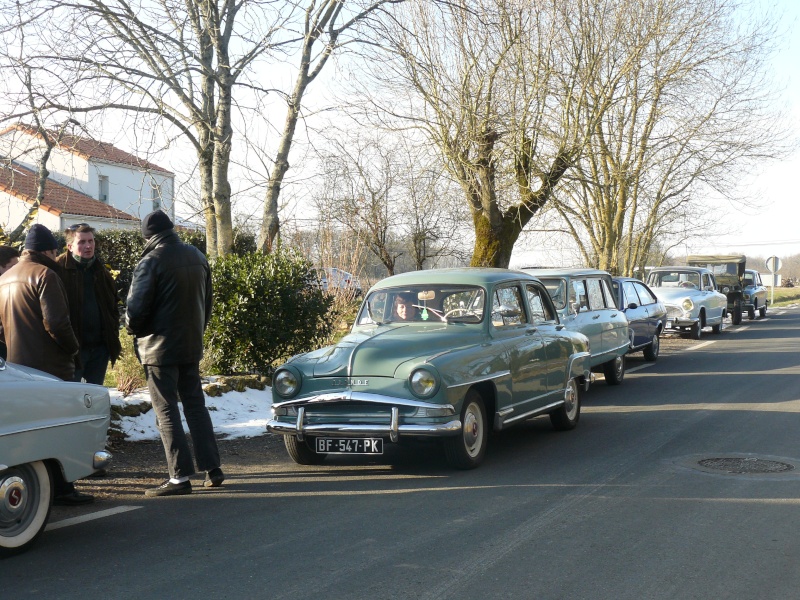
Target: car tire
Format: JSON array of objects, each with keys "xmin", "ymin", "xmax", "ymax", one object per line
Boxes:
[
  {"xmin": 711, "ymin": 314, "xmax": 724, "ymax": 334},
  {"xmin": 748, "ymin": 306, "xmax": 756, "ymax": 320},
  {"xmin": 444, "ymin": 390, "xmax": 488, "ymax": 470},
  {"xmin": 284, "ymin": 436, "xmax": 326, "ymax": 465},
  {"xmin": 603, "ymin": 355, "xmax": 625, "ymax": 385},
  {"xmin": 643, "ymin": 333, "xmax": 660, "ymax": 361},
  {"xmin": 732, "ymin": 302, "xmax": 742, "ymax": 325},
  {"xmin": 550, "ymin": 378, "xmax": 581, "ymax": 430},
  {"xmin": 0, "ymin": 461, "xmax": 53, "ymax": 557},
  {"xmin": 759, "ymin": 304, "xmax": 767, "ymax": 318},
  {"xmin": 689, "ymin": 321, "xmax": 702, "ymax": 340}
]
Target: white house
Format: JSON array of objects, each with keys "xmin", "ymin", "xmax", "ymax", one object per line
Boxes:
[{"xmin": 0, "ymin": 124, "xmax": 175, "ymax": 233}]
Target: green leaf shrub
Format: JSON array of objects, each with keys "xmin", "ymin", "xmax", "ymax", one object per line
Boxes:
[{"xmin": 204, "ymin": 248, "xmax": 337, "ymax": 375}]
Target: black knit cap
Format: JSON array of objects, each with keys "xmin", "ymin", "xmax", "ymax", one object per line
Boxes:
[
  {"xmin": 141, "ymin": 209, "xmax": 174, "ymax": 239},
  {"xmin": 24, "ymin": 224, "xmax": 58, "ymax": 252}
]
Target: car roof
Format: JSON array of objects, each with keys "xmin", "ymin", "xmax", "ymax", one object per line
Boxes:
[
  {"xmin": 520, "ymin": 267, "xmax": 611, "ymax": 278},
  {"xmin": 686, "ymin": 254, "xmax": 746, "ymax": 264},
  {"xmin": 369, "ymin": 268, "xmax": 542, "ymax": 290},
  {"xmin": 648, "ymin": 265, "xmax": 711, "ymax": 273}
]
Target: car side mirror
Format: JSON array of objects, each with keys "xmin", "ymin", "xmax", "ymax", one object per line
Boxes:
[
  {"xmin": 627, "ymin": 302, "xmax": 638, "ymax": 310},
  {"xmin": 497, "ymin": 305, "xmax": 521, "ymax": 318},
  {"xmin": 570, "ymin": 302, "xmax": 580, "ymax": 315}
]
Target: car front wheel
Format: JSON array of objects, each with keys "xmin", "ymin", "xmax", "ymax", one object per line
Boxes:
[
  {"xmin": 732, "ymin": 302, "xmax": 743, "ymax": 325},
  {"xmin": 759, "ymin": 304, "xmax": 767, "ymax": 318},
  {"xmin": 643, "ymin": 333, "xmax": 660, "ymax": 361},
  {"xmin": 444, "ymin": 390, "xmax": 487, "ymax": 469},
  {"xmin": 0, "ymin": 461, "xmax": 52, "ymax": 557},
  {"xmin": 748, "ymin": 306, "xmax": 756, "ymax": 320},
  {"xmin": 603, "ymin": 355, "xmax": 625, "ymax": 385},
  {"xmin": 550, "ymin": 378, "xmax": 581, "ymax": 430},
  {"xmin": 284, "ymin": 436, "xmax": 326, "ymax": 465}
]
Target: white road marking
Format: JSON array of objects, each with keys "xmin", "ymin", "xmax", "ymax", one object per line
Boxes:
[
  {"xmin": 45, "ymin": 505, "xmax": 142, "ymax": 531},
  {"xmin": 626, "ymin": 363, "xmax": 656, "ymax": 374},
  {"xmin": 686, "ymin": 341, "xmax": 715, "ymax": 351}
]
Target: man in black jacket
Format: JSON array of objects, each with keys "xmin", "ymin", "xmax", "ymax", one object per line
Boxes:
[
  {"xmin": 125, "ymin": 210, "xmax": 223, "ymax": 497},
  {"xmin": 57, "ymin": 224, "xmax": 122, "ymax": 385}
]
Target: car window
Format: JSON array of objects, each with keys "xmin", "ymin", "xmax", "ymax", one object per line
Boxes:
[
  {"xmin": 647, "ymin": 270, "xmax": 700, "ymax": 288},
  {"xmin": 633, "ymin": 282, "xmax": 657, "ymax": 305},
  {"xmin": 572, "ymin": 280, "xmax": 588, "ymax": 312},
  {"xmin": 703, "ymin": 274, "xmax": 715, "ymax": 290},
  {"xmin": 525, "ymin": 284, "xmax": 555, "ymax": 324},
  {"xmin": 586, "ymin": 278, "xmax": 607, "ymax": 309},
  {"xmin": 541, "ymin": 278, "xmax": 567, "ymax": 310},
  {"xmin": 622, "ymin": 281, "xmax": 640, "ymax": 307},
  {"xmin": 599, "ymin": 278, "xmax": 615, "ymax": 308},
  {"xmin": 492, "ymin": 286, "xmax": 527, "ymax": 327}
]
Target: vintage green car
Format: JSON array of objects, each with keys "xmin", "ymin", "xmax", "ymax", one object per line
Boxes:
[
  {"xmin": 685, "ymin": 255, "xmax": 761, "ymax": 323},
  {"xmin": 267, "ymin": 269, "xmax": 591, "ymax": 469}
]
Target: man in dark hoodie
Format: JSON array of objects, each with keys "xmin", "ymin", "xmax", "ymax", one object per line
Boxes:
[
  {"xmin": 125, "ymin": 210, "xmax": 223, "ymax": 497},
  {"xmin": 0, "ymin": 224, "xmax": 94, "ymax": 505}
]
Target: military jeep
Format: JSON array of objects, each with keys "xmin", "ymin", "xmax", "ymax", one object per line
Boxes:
[{"xmin": 686, "ymin": 255, "xmax": 759, "ymax": 324}]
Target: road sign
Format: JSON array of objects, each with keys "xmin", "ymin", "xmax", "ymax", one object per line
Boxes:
[{"xmin": 766, "ymin": 256, "xmax": 782, "ymax": 273}]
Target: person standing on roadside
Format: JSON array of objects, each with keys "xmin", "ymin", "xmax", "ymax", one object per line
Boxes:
[
  {"xmin": 0, "ymin": 245, "xmax": 20, "ymax": 360},
  {"xmin": 57, "ymin": 224, "xmax": 122, "ymax": 385},
  {"xmin": 125, "ymin": 210, "xmax": 224, "ymax": 497},
  {"xmin": 0, "ymin": 225, "xmax": 94, "ymax": 505}
]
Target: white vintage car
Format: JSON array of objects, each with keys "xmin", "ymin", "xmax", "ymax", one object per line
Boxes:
[
  {"xmin": 645, "ymin": 266, "xmax": 728, "ymax": 339},
  {"xmin": 0, "ymin": 358, "xmax": 111, "ymax": 556}
]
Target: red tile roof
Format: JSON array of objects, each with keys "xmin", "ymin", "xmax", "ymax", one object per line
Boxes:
[
  {"xmin": 0, "ymin": 162, "xmax": 138, "ymax": 221},
  {"xmin": 0, "ymin": 124, "xmax": 173, "ymax": 175}
]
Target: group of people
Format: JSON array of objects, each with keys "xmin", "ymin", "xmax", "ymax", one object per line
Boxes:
[{"xmin": 0, "ymin": 210, "xmax": 224, "ymax": 503}]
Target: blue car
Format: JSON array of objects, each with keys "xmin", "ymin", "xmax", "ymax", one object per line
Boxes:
[{"xmin": 611, "ymin": 277, "xmax": 667, "ymax": 361}]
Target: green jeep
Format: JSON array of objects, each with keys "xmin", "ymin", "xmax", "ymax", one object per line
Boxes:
[{"xmin": 686, "ymin": 255, "xmax": 749, "ymax": 324}]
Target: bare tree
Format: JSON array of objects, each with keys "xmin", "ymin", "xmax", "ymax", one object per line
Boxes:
[
  {"xmin": 351, "ymin": 0, "xmax": 606, "ymax": 267},
  {"xmin": 256, "ymin": 0, "xmax": 405, "ymax": 254},
  {"xmin": 547, "ymin": 0, "xmax": 786, "ymax": 275}
]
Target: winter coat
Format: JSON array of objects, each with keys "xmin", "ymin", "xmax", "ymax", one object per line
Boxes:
[
  {"xmin": 56, "ymin": 251, "xmax": 122, "ymax": 365},
  {"xmin": 125, "ymin": 230, "xmax": 212, "ymax": 366},
  {"xmin": 0, "ymin": 250, "xmax": 79, "ymax": 379}
]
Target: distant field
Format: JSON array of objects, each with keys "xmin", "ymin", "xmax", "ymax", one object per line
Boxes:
[{"xmin": 769, "ymin": 287, "xmax": 800, "ymax": 306}]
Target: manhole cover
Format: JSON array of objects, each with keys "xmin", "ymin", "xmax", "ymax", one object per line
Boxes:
[{"xmin": 698, "ymin": 457, "xmax": 794, "ymax": 474}]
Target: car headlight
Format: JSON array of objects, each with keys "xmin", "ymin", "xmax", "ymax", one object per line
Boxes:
[
  {"xmin": 273, "ymin": 368, "xmax": 301, "ymax": 398},
  {"xmin": 722, "ymin": 286, "xmax": 730, "ymax": 293},
  {"xmin": 682, "ymin": 298, "xmax": 694, "ymax": 312},
  {"xmin": 410, "ymin": 368, "xmax": 439, "ymax": 398},
  {"xmin": 744, "ymin": 293, "xmax": 750, "ymax": 300}
]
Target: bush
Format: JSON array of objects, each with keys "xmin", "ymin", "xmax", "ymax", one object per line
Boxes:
[
  {"xmin": 204, "ymin": 248, "xmax": 337, "ymax": 375},
  {"xmin": 104, "ymin": 327, "xmax": 147, "ymax": 395}
]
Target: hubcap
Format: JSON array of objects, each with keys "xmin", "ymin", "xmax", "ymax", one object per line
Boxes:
[
  {"xmin": 1, "ymin": 475, "xmax": 28, "ymax": 522},
  {"xmin": 564, "ymin": 382, "xmax": 578, "ymax": 419},
  {"xmin": 615, "ymin": 356, "xmax": 623, "ymax": 378},
  {"xmin": 462, "ymin": 403, "xmax": 483, "ymax": 457}
]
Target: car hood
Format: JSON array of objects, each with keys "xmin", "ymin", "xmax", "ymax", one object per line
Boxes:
[
  {"xmin": 0, "ymin": 360, "xmax": 61, "ymax": 382},
  {"xmin": 288, "ymin": 324, "xmax": 485, "ymax": 378}
]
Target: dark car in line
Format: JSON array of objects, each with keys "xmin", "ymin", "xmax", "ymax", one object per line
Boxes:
[{"xmin": 611, "ymin": 277, "xmax": 667, "ymax": 361}]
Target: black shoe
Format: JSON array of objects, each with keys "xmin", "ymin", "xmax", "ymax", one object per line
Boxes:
[
  {"xmin": 145, "ymin": 480, "xmax": 192, "ymax": 497},
  {"xmin": 54, "ymin": 491, "xmax": 95, "ymax": 506},
  {"xmin": 204, "ymin": 468, "xmax": 225, "ymax": 488}
]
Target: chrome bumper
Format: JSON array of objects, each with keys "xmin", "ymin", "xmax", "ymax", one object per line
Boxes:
[
  {"xmin": 267, "ymin": 392, "xmax": 462, "ymax": 443},
  {"xmin": 94, "ymin": 450, "xmax": 112, "ymax": 470}
]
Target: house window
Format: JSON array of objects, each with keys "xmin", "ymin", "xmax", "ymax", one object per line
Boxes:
[
  {"xmin": 151, "ymin": 182, "xmax": 161, "ymax": 211},
  {"xmin": 98, "ymin": 176, "xmax": 109, "ymax": 203}
]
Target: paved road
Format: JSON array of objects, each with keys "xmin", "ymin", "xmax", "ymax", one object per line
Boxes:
[{"xmin": 4, "ymin": 308, "xmax": 800, "ymax": 599}]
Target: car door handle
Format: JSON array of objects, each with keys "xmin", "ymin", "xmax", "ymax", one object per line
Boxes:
[
  {"xmin": 592, "ymin": 315, "xmax": 600, "ymax": 319},
  {"xmin": 526, "ymin": 327, "xmax": 538, "ymax": 334},
  {"xmin": 610, "ymin": 313, "xmax": 618, "ymax": 318}
]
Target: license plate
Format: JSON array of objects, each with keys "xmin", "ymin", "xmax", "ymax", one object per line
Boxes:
[{"xmin": 315, "ymin": 438, "xmax": 383, "ymax": 455}]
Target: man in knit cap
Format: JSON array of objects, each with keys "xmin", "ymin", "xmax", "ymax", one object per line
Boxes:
[
  {"xmin": 125, "ymin": 210, "xmax": 223, "ymax": 497},
  {"xmin": 0, "ymin": 224, "xmax": 94, "ymax": 505}
]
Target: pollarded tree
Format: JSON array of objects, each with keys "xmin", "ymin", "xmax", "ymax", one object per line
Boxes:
[
  {"xmin": 351, "ymin": 0, "xmax": 607, "ymax": 267},
  {"xmin": 550, "ymin": 0, "xmax": 785, "ymax": 276}
]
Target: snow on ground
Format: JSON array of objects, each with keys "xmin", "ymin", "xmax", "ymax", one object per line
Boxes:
[{"xmin": 111, "ymin": 386, "xmax": 273, "ymax": 441}]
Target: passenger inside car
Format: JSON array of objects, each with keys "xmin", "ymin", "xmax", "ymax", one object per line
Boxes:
[{"xmin": 393, "ymin": 293, "xmax": 419, "ymax": 321}]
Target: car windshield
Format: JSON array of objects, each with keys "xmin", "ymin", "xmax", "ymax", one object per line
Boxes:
[
  {"xmin": 647, "ymin": 270, "xmax": 701, "ymax": 289},
  {"xmin": 357, "ymin": 285, "xmax": 486, "ymax": 325}
]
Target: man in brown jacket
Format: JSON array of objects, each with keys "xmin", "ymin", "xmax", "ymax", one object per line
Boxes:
[
  {"xmin": 57, "ymin": 224, "xmax": 121, "ymax": 385},
  {"xmin": 0, "ymin": 224, "xmax": 93, "ymax": 505}
]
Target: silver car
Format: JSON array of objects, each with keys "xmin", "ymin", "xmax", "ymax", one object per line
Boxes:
[
  {"xmin": 645, "ymin": 266, "xmax": 727, "ymax": 339},
  {"xmin": 0, "ymin": 358, "xmax": 111, "ymax": 556}
]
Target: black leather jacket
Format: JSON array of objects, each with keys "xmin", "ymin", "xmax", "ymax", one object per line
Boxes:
[{"xmin": 125, "ymin": 230, "xmax": 212, "ymax": 366}]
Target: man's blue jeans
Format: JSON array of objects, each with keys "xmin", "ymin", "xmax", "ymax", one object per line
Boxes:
[{"xmin": 74, "ymin": 344, "xmax": 110, "ymax": 385}]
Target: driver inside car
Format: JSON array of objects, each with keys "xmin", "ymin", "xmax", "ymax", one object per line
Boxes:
[{"xmin": 393, "ymin": 293, "xmax": 418, "ymax": 321}]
